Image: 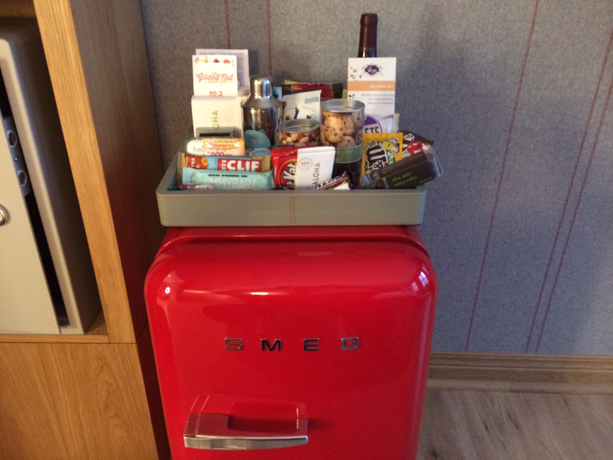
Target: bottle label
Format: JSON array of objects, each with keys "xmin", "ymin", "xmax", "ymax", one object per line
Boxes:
[{"xmin": 334, "ymin": 144, "xmax": 363, "ymax": 164}]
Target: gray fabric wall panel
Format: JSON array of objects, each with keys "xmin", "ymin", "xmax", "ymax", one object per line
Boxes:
[
  {"xmin": 538, "ymin": 59, "xmax": 613, "ymax": 355},
  {"xmin": 141, "ymin": 0, "xmax": 229, "ymax": 163},
  {"xmin": 227, "ymin": 0, "xmax": 270, "ymax": 76},
  {"xmin": 401, "ymin": 0, "xmax": 537, "ymax": 351},
  {"xmin": 527, "ymin": 35, "xmax": 613, "ymax": 354},
  {"xmin": 139, "ymin": 0, "xmax": 613, "ymax": 355},
  {"xmin": 466, "ymin": 1, "xmax": 613, "ymax": 352}
]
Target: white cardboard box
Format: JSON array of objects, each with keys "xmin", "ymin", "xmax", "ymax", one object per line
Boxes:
[{"xmin": 191, "ymin": 88, "xmax": 249, "ymax": 137}]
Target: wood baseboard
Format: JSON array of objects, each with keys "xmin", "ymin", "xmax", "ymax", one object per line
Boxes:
[{"xmin": 427, "ymin": 351, "xmax": 613, "ymax": 394}]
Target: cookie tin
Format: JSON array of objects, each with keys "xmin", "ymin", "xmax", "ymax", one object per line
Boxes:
[{"xmin": 320, "ymin": 99, "xmax": 365, "ymax": 186}]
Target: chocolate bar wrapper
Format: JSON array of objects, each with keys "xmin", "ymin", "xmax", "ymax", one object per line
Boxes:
[
  {"xmin": 271, "ymin": 146, "xmax": 298, "ymax": 189},
  {"xmin": 401, "ymin": 130, "xmax": 434, "ymax": 157},
  {"xmin": 311, "ymin": 172, "xmax": 351, "ymax": 190},
  {"xmin": 295, "ymin": 146, "xmax": 335, "ymax": 189},
  {"xmin": 361, "ymin": 149, "xmax": 443, "ymax": 189}
]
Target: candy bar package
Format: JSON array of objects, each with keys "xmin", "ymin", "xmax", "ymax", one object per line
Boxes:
[
  {"xmin": 179, "ymin": 153, "xmax": 271, "ymax": 173},
  {"xmin": 177, "ymin": 151, "xmax": 271, "ymax": 187},
  {"xmin": 311, "ymin": 172, "xmax": 351, "ymax": 191},
  {"xmin": 181, "ymin": 137, "xmax": 245, "ymax": 156},
  {"xmin": 294, "ymin": 146, "xmax": 335, "ymax": 190},
  {"xmin": 271, "ymin": 146, "xmax": 298, "ymax": 189},
  {"xmin": 182, "ymin": 169, "xmax": 274, "ymax": 191},
  {"xmin": 401, "ymin": 130, "xmax": 434, "ymax": 157},
  {"xmin": 361, "ymin": 132, "xmax": 404, "ymax": 177},
  {"xmin": 361, "ymin": 149, "xmax": 443, "ymax": 189},
  {"xmin": 281, "ymin": 82, "xmax": 343, "ymax": 102}
]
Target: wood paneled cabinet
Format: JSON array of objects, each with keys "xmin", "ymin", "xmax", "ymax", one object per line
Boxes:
[{"xmin": 0, "ymin": 1, "xmax": 168, "ymax": 458}]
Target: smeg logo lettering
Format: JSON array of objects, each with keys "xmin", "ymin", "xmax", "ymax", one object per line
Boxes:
[{"xmin": 224, "ymin": 337, "xmax": 360, "ymax": 352}]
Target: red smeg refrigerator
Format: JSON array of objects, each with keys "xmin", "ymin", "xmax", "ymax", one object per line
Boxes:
[{"xmin": 145, "ymin": 225, "xmax": 437, "ymax": 460}]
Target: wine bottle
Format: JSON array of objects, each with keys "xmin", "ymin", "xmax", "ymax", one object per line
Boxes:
[{"xmin": 357, "ymin": 13, "xmax": 378, "ymax": 58}]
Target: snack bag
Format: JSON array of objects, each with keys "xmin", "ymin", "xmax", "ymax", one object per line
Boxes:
[{"xmin": 361, "ymin": 132, "xmax": 404, "ymax": 177}]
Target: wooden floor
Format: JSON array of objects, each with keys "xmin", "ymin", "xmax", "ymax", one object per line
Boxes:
[{"xmin": 418, "ymin": 389, "xmax": 613, "ymax": 460}]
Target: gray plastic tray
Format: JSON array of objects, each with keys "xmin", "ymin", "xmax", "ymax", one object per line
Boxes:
[{"xmin": 156, "ymin": 159, "xmax": 426, "ymax": 227}]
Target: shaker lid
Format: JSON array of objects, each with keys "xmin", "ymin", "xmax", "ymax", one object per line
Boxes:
[{"xmin": 242, "ymin": 75, "xmax": 281, "ymax": 109}]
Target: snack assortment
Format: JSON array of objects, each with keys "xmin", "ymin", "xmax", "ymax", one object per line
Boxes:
[{"xmin": 182, "ymin": 40, "xmax": 442, "ymax": 192}]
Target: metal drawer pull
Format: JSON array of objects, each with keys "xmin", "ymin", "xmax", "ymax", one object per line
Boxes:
[{"xmin": 184, "ymin": 412, "xmax": 308, "ymax": 450}]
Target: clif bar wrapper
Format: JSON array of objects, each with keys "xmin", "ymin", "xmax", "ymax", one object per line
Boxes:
[
  {"xmin": 180, "ymin": 153, "xmax": 271, "ymax": 172},
  {"xmin": 181, "ymin": 168, "xmax": 274, "ymax": 190},
  {"xmin": 361, "ymin": 149, "xmax": 443, "ymax": 189}
]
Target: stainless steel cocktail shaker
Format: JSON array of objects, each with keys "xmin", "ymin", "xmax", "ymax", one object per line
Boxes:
[{"xmin": 241, "ymin": 75, "xmax": 282, "ymax": 148}]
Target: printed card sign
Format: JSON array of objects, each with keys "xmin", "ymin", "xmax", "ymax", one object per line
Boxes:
[
  {"xmin": 196, "ymin": 49, "xmax": 250, "ymax": 89},
  {"xmin": 347, "ymin": 57, "xmax": 396, "ymax": 133},
  {"xmin": 193, "ymin": 54, "xmax": 238, "ymax": 97}
]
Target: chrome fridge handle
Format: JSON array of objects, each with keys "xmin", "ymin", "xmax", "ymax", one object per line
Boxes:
[{"xmin": 184, "ymin": 412, "xmax": 308, "ymax": 450}]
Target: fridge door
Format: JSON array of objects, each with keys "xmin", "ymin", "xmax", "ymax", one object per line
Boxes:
[{"xmin": 145, "ymin": 226, "xmax": 437, "ymax": 460}]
